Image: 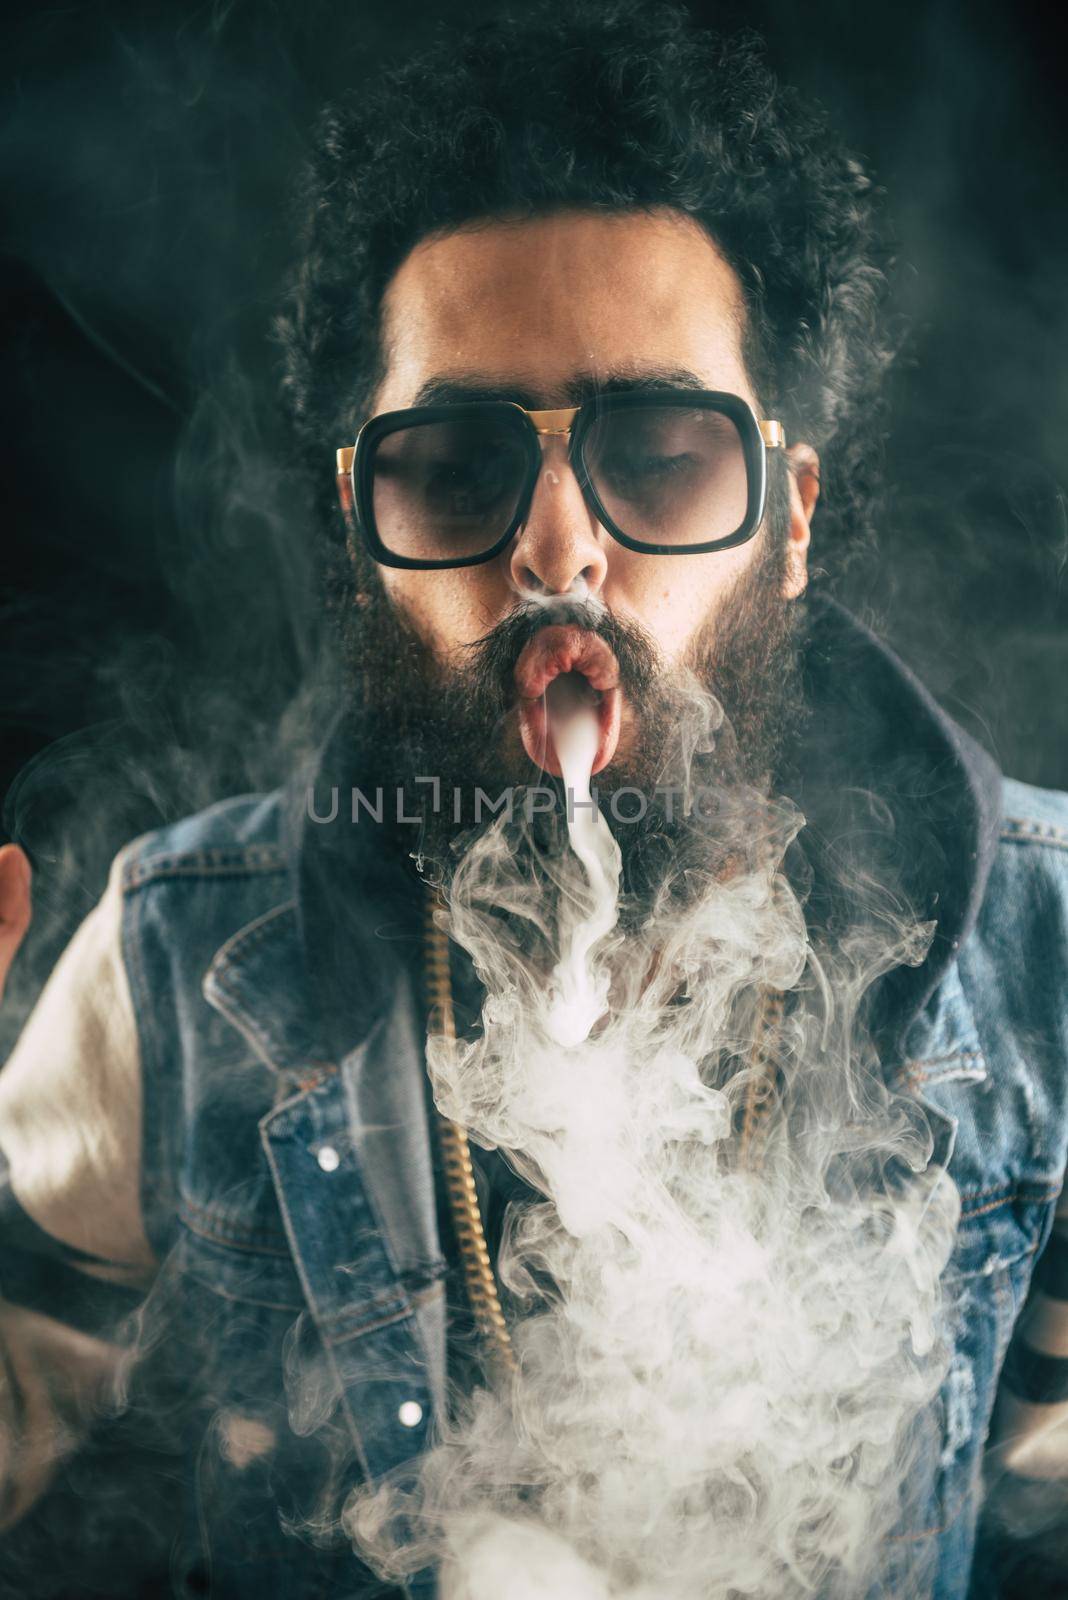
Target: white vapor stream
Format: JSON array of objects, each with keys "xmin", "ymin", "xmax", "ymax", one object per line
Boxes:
[{"xmin": 344, "ymin": 673, "xmax": 961, "ymax": 1600}]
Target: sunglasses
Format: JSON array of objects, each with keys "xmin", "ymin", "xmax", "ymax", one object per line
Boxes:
[{"xmin": 336, "ymin": 389, "xmax": 785, "ymax": 570}]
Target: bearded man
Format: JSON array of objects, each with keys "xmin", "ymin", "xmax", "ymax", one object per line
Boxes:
[{"xmin": 0, "ymin": 7, "xmax": 1066, "ymax": 1599}]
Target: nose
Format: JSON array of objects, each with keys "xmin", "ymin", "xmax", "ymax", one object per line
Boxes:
[{"xmin": 509, "ymin": 437, "xmax": 609, "ymax": 598}]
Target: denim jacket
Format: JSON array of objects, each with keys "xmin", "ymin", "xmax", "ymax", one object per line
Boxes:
[{"xmin": 3, "ymin": 594, "xmax": 1067, "ymax": 1599}]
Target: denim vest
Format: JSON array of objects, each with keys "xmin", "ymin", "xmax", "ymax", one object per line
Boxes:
[{"xmin": 118, "ymin": 604, "xmax": 1068, "ymax": 1600}]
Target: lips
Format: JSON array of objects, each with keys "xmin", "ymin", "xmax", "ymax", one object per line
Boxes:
[{"xmin": 513, "ymin": 624, "xmax": 623, "ymax": 777}]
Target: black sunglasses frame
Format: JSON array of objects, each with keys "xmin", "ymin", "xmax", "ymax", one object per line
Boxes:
[{"xmin": 348, "ymin": 389, "xmax": 772, "ymax": 571}]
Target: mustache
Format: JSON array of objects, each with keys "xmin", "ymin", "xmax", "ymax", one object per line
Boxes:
[{"xmin": 462, "ymin": 598, "xmax": 661, "ymax": 705}]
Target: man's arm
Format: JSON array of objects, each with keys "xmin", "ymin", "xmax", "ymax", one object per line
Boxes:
[
  {"xmin": 979, "ymin": 1187, "xmax": 1068, "ymax": 1592},
  {"xmin": 0, "ymin": 846, "xmax": 156, "ymax": 1528}
]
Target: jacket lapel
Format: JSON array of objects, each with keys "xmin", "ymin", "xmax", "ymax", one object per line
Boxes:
[{"xmin": 203, "ymin": 896, "xmax": 447, "ymax": 1470}]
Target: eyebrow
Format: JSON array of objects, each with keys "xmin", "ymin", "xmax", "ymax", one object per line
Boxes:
[{"xmin": 408, "ymin": 367, "xmax": 708, "ymax": 410}]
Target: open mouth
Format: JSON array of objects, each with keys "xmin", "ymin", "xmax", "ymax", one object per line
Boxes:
[{"xmin": 513, "ymin": 624, "xmax": 623, "ymax": 778}]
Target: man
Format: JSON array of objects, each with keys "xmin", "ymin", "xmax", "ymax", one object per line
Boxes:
[{"xmin": 1, "ymin": 5, "xmax": 1066, "ymax": 1597}]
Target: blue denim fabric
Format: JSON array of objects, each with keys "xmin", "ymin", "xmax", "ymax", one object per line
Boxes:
[{"xmin": 117, "ymin": 669, "xmax": 1068, "ymax": 1599}]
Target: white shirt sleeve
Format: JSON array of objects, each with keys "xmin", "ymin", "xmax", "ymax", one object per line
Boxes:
[{"xmin": 0, "ymin": 847, "xmax": 155, "ymax": 1528}]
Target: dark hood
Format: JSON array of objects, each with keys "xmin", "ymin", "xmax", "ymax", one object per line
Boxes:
[{"xmin": 289, "ymin": 587, "xmax": 1003, "ymax": 1067}]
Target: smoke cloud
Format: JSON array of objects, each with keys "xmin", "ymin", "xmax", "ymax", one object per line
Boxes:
[{"xmin": 342, "ymin": 676, "xmax": 961, "ymax": 1599}]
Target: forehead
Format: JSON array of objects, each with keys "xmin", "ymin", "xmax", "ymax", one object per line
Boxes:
[{"xmin": 375, "ymin": 208, "xmax": 753, "ymax": 408}]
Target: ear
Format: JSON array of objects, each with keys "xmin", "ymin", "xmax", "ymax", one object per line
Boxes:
[
  {"xmin": 0, "ymin": 844, "xmax": 32, "ymax": 1005},
  {"xmin": 783, "ymin": 442, "xmax": 819, "ymax": 599}
]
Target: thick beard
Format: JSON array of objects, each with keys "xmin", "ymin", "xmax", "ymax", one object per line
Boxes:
[{"xmin": 337, "ymin": 518, "xmax": 806, "ymax": 902}]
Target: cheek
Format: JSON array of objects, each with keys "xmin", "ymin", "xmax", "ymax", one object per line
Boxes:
[
  {"xmin": 604, "ymin": 546, "xmax": 760, "ymax": 663},
  {"xmin": 380, "ymin": 565, "xmax": 514, "ymax": 657}
]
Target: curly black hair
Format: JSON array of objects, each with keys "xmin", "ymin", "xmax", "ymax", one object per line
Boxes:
[{"xmin": 277, "ymin": 0, "xmax": 893, "ymax": 569}]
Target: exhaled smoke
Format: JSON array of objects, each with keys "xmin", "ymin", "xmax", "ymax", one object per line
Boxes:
[{"xmin": 343, "ymin": 671, "xmax": 960, "ymax": 1600}]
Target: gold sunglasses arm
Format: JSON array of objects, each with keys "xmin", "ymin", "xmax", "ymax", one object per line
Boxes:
[{"xmin": 337, "ymin": 417, "xmax": 785, "ymax": 471}]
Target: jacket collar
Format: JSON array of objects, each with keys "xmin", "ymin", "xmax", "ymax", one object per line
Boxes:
[
  {"xmin": 201, "ymin": 901, "xmax": 333, "ymax": 1076},
  {"xmin": 792, "ymin": 589, "xmax": 1002, "ymax": 1055}
]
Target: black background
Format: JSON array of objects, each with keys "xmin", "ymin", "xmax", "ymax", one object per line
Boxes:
[{"xmin": 2, "ymin": 0, "xmax": 1067, "ymax": 1001}]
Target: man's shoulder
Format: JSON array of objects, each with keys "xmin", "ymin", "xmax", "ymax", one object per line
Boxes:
[
  {"xmin": 988, "ymin": 776, "xmax": 1068, "ymax": 930},
  {"xmin": 118, "ymin": 789, "xmax": 293, "ymax": 894},
  {"xmin": 962, "ymin": 774, "xmax": 1068, "ymax": 1018},
  {"xmin": 998, "ymin": 775, "xmax": 1068, "ymax": 858},
  {"xmin": 933, "ymin": 777, "xmax": 1068, "ymax": 1200},
  {"xmin": 113, "ymin": 791, "xmax": 298, "ymax": 997},
  {"xmin": 974, "ymin": 776, "xmax": 1068, "ymax": 940}
]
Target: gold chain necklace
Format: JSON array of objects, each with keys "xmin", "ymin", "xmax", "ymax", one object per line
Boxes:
[
  {"xmin": 424, "ymin": 896, "xmax": 518, "ymax": 1378},
  {"xmin": 424, "ymin": 895, "xmax": 781, "ymax": 1378}
]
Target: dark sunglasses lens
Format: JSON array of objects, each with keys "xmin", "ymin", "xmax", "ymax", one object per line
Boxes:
[
  {"xmin": 584, "ymin": 405, "xmax": 750, "ymax": 547},
  {"xmin": 371, "ymin": 414, "xmax": 529, "ymax": 562}
]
